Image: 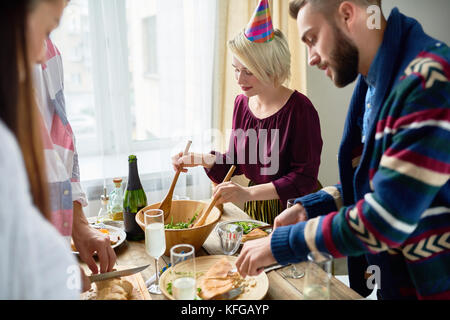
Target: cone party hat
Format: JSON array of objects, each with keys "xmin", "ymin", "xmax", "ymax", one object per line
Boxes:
[{"xmin": 245, "ymin": 0, "xmax": 275, "ymax": 43}]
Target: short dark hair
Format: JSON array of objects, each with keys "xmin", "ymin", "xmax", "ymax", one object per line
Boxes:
[{"xmin": 289, "ymin": 0, "xmax": 382, "ymax": 19}]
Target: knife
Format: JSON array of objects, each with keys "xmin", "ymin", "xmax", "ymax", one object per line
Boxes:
[
  {"xmin": 263, "ymin": 264, "xmax": 285, "ymax": 273},
  {"xmin": 88, "ymin": 264, "xmax": 150, "ymax": 283}
]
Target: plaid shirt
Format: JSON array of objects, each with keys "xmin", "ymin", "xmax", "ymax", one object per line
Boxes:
[{"xmin": 33, "ymin": 39, "xmax": 88, "ymax": 237}]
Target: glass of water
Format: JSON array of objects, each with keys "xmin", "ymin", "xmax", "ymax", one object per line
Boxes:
[
  {"xmin": 144, "ymin": 209, "xmax": 166, "ymax": 295},
  {"xmin": 217, "ymin": 223, "xmax": 243, "ymax": 256},
  {"xmin": 284, "ymin": 198, "xmax": 304, "ymax": 279},
  {"xmin": 303, "ymin": 251, "xmax": 333, "ymax": 300},
  {"xmin": 170, "ymin": 244, "xmax": 196, "ymax": 300}
]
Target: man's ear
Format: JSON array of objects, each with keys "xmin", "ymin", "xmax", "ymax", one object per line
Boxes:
[{"xmin": 336, "ymin": 1, "xmax": 358, "ymax": 34}]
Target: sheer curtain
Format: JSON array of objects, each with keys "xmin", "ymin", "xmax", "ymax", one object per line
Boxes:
[{"xmin": 52, "ymin": 0, "xmax": 217, "ymax": 217}]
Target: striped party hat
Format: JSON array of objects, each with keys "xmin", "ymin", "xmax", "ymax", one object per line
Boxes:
[{"xmin": 245, "ymin": 0, "xmax": 275, "ymax": 43}]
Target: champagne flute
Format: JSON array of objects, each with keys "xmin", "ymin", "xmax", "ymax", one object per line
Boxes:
[
  {"xmin": 283, "ymin": 198, "xmax": 305, "ymax": 279},
  {"xmin": 144, "ymin": 209, "xmax": 166, "ymax": 294},
  {"xmin": 170, "ymin": 244, "xmax": 196, "ymax": 300}
]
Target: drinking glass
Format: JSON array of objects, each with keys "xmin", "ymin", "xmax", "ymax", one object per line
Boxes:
[
  {"xmin": 303, "ymin": 251, "xmax": 333, "ymax": 300},
  {"xmin": 144, "ymin": 209, "xmax": 166, "ymax": 294},
  {"xmin": 283, "ymin": 198, "xmax": 304, "ymax": 279},
  {"xmin": 217, "ymin": 223, "xmax": 243, "ymax": 256},
  {"xmin": 287, "ymin": 198, "xmax": 297, "ymax": 208},
  {"xmin": 170, "ymin": 244, "xmax": 196, "ymax": 300}
]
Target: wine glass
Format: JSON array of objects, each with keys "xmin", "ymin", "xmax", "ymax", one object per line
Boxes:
[
  {"xmin": 144, "ymin": 209, "xmax": 166, "ymax": 294},
  {"xmin": 170, "ymin": 244, "xmax": 196, "ymax": 300},
  {"xmin": 282, "ymin": 198, "xmax": 305, "ymax": 279}
]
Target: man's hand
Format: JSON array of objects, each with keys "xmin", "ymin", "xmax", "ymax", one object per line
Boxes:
[
  {"xmin": 273, "ymin": 203, "xmax": 307, "ymax": 229},
  {"xmin": 235, "ymin": 235, "xmax": 277, "ymax": 278},
  {"xmin": 72, "ymin": 202, "xmax": 117, "ymax": 274}
]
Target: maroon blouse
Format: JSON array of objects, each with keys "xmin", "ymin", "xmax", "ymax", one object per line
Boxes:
[{"xmin": 205, "ymin": 90, "xmax": 323, "ymax": 208}]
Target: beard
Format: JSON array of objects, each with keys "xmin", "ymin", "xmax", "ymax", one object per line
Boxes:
[{"xmin": 329, "ymin": 27, "xmax": 360, "ymax": 88}]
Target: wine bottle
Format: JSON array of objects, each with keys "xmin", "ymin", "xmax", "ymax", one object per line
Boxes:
[{"xmin": 123, "ymin": 155, "xmax": 147, "ymax": 240}]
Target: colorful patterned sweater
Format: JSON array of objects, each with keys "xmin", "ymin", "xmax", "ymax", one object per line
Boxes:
[{"xmin": 271, "ymin": 8, "xmax": 450, "ymax": 300}]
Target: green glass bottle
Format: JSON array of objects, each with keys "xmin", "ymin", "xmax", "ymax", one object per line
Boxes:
[{"xmin": 123, "ymin": 155, "xmax": 147, "ymax": 240}]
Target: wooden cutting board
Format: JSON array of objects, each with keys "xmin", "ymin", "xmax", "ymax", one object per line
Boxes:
[{"xmin": 81, "ymin": 266, "xmax": 151, "ymax": 300}]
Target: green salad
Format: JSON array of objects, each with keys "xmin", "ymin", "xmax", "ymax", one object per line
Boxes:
[
  {"xmin": 232, "ymin": 221, "xmax": 263, "ymax": 235},
  {"xmin": 165, "ymin": 209, "xmax": 200, "ymax": 229}
]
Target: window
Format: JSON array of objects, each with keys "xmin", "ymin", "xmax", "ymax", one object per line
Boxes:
[
  {"xmin": 51, "ymin": 0, "xmax": 217, "ymax": 204},
  {"xmin": 142, "ymin": 16, "xmax": 158, "ymax": 76},
  {"xmin": 51, "ymin": 0, "xmax": 98, "ymax": 154}
]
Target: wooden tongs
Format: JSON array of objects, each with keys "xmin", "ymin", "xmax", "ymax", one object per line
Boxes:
[
  {"xmin": 192, "ymin": 165, "xmax": 236, "ymax": 228},
  {"xmin": 159, "ymin": 140, "xmax": 192, "ymax": 223}
]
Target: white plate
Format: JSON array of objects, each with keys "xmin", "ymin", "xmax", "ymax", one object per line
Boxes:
[{"xmin": 72, "ymin": 223, "xmax": 126, "ymax": 255}]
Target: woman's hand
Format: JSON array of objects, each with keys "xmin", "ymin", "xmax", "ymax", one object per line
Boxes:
[
  {"xmin": 213, "ymin": 181, "xmax": 252, "ymax": 205},
  {"xmin": 171, "ymin": 152, "xmax": 216, "ymax": 172},
  {"xmin": 273, "ymin": 203, "xmax": 307, "ymax": 229}
]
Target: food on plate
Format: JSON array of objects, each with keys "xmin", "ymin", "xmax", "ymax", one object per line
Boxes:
[
  {"xmin": 241, "ymin": 227, "xmax": 269, "ymax": 242},
  {"xmin": 198, "ymin": 257, "xmax": 257, "ymax": 300},
  {"xmin": 199, "ymin": 257, "xmax": 241, "ymax": 300},
  {"xmin": 232, "ymin": 221, "xmax": 263, "ymax": 234},
  {"xmin": 198, "ymin": 257, "xmax": 259, "ymax": 300},
  {"xmin": 94, "ymin": 278, "xmax": 133, "ymax": 300},
  {"xmin": 71, "ymin": 227, "xmax": 120, "ymax": 252}
]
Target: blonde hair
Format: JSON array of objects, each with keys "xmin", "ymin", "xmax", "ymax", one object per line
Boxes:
[{"xmin": 228, "ymin": 28, "xmax": 291, "ymax": 87}]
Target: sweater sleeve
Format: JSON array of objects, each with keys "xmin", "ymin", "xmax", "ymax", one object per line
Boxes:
[
  {"xmin": 295, "ymin": 184, "xmax": 344, "ymax": 219},
  {"xmin": 272, "ymin": 53, "xmax": 450, "ymax": 264},
  {"xmin": 271, "ymin": 99, "xmax": 323, "ymax": 206}
]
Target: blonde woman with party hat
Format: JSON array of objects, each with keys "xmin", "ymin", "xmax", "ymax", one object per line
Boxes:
[{"xmin": 173, "ymin": 0, "xmax": 322, "ymax": 225}]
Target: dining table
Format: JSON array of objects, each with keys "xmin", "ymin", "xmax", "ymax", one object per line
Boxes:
[{"xmin": 80, "ymin": 202, "xmax": 363, "ymax": 300}]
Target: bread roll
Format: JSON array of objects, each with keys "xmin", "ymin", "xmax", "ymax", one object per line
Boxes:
[{"xmin": 96, "ymin": 278, "xmax": 133, "ymax": 300}]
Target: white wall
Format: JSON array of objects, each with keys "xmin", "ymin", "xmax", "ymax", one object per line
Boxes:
[{"xmin": 308, "ymin": 0, "xmax": 450, "ymax": 186}]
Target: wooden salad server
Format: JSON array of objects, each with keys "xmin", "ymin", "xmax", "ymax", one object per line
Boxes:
[
  {"xmin": 192, "ymin": 165, "xmax": 236, "ymax": 228},
  {"xmin": 160, "ymin": 140, "xmax": 192, "ymax": 222}
]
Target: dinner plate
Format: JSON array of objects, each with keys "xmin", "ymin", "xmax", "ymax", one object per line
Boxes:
[
  {"xmin": 71, "ymin": 223, "xmax": 126, "ymax": 255},
  {"xmin": 159, "ymin": 255, "xmax": 269, "ymax": 300}
]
